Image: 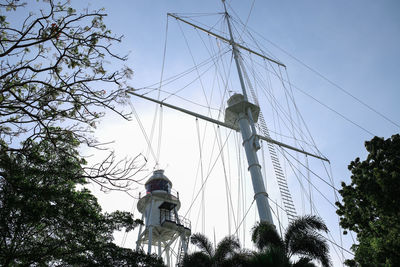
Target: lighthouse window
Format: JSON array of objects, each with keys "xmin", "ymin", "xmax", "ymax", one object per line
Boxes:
[{"xmin": 145, "ymin": 179, "xmax": 170, "ymax": 193}]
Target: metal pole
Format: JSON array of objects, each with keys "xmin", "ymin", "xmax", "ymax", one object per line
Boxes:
[
  {"xmin": 237, "ymin": 112, "xmax": 273, "ymax": 223},
  {"xmin": 166, "ymin": 246, "xmax": 170, "ymax": 267},
  {"xmin": 136, "ymin": 213, "xmax": 145, "ymax": 250},
  {"xmin": 223, "ymin": 1, "xmax": 248, "ymax": 102},
  {"xmin": 223, "ymin": 0, "xmax": 274, "ymax": 224}
]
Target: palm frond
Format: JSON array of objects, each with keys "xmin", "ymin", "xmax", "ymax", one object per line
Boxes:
[
  {"xmin": 251, "ymin": 221, "xmax": 284, "ymax": 251},
  {"xmin": 249, "ymin": 246, "xmax": 290, "ymax": 267},
  {"xmin": 287, "ymin": 232, "xmax": 331, "ymax": 267},
  {"xmin": 284, "ymin": 215, "xmax": 328, "ymax": 254},
  {"xmin": 220, "ymin": 250, "xmax": 252, "ymax": 267},
  {"xmin": 190, "ymin": 233, "xmax": 214, "ymax": 258},
  {"xmin": 182, "ymin": 251, "xmax": 212, "ymax": 267},
  {"xmin": 292, "ymin": 257, "xmax": 317, "ymax": 267},
  {"xmin": 214, "ymin": 235, "xmax": 241, "ymax": 263}
]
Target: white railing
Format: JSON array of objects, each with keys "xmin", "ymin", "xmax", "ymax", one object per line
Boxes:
[
  {"xmin": 139, "ymin": 188, "xmax": 179, "ymax": 199},
  {"xmin": 160, "ymin": 210, "xmax": 191, "ymax": 229}
]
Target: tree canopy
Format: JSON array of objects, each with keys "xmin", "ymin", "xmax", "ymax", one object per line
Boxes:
[
  {"xmin": 183, "ymin": 233, "xmax": 247, "ymax": 267},
  {"xmin": 0, "ymin": 0, "xmax": 164, "ymax": 265},
  {"xmin": 251, "ymin": 215, "xmax": 331, "ymax": 267},
  {"xmin": 336, "ymin": 134, "xmax": 400, "ymax": 266},
  {"xmin": 0, "ymin": 132, "xmax": 164, "ymax": 266},
  {"xmin": 0, "ymin": 0, "xmax": 142, "ymax": 191},
  {"xmin": 183, "ymin": 215, "xmax": 331, "ymax": 267}
]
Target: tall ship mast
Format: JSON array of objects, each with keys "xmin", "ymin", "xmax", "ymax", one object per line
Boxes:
[{"xmin": 120, "ymin": 1, "xmax": 368, "ymax": 266}]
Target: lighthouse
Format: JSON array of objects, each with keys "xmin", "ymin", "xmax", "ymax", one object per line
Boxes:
[{"xmin": 136, "ymin": 170, "xmax": 191, "ymax": 266}]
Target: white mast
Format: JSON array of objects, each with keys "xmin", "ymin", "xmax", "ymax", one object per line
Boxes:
[
  {"xmin": 222, "ymin": 0, "xmax": 274, "ymax": 224},
  {"xmin": 131, "ymin": 2, "xmax": 330, "ymax": 228}
]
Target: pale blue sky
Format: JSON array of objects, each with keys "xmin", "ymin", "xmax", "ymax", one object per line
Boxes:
[
  {"xmin": 94, "ymin": 0, "xmax": 400, "ymax": 174},
  {"xmin": 87, "ymin": 0, "xmax": 399, "ymax": 264},
  {"xmin": 11, "ymin": 0, "xmax": 400, "ymax": 265}
]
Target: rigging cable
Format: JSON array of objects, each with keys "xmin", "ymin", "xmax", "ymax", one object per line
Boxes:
[
  {"xmin": 137, "ymin": 48, "xmax": 230, "ymax": 95},
  {"xmin": 217, "ymin": 126, "xmax": 238, "ymax": 234},
  {"xmin": 230, "ymin": 15, "xmax": 399, "ymax": 129},
  {"xmin": 233, "ymin": 198, "xmax": 255, "ymax": 236},
  {"xmin": 254, "ymin": 58, "xmax": 377, "ymax": 136},
  {"xmin": 178, "ymin": 19, "xmax": 237, "ymax": 234},
  {"xmin": 278, "ymin": 145, "xmax": 346, "ymax": 262},
  {"xmin": 129, "ymin": 102, "xmax": 157, "ymax": 163},
  {"xmin": 242, "ymin": 57, "xmax": 317, "ymax": 149},
  {"xmin": 267, "ymin": 196, "xmax": 354, "ymax": 257},
  {"xmin": 261, "ymin": 34, "xmax": 400, "ymax": 129},
  {"xmin": 184, "ymin": 128, "xmax": 234, "ymax": 218},
  {"xmin": 195, "ymin": 118, "xmax": 206, "ymax": 234}
]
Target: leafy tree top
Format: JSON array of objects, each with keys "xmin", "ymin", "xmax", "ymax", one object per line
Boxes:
[
  {"xmin": 252, "ymin": 215, "xmax": 331, "ymax": 267},
  {"xmin": 336, "ymin": 134, "xmax": 400, "ymax": 266},
  {"xmin": 0, "ymin": 133, "xmax": 164, "ymax": 266},
  {"xmin": 0, "ymin": 0, "xmax": 145, "ymax": 192},
  {"xmin": 0, "ymin": 0, "xmax": 133, "ymax": 145}
]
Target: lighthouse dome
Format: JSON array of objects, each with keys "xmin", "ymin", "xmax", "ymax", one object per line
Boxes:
[{"xmin": 145, "ymin": 169, "xmax": 172, "ymax": 194}]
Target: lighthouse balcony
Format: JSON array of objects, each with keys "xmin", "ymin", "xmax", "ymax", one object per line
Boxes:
[
  {"xmin": 139, "ymin": 188, "xmax": 179, "ymax": 201},
  {"xmin": 141, "ymin": 188, "xmax": 179, "ymax": 198},
  {"xmin": 160, "ymin": 209, "xmax": 191, "ymax": 230}
]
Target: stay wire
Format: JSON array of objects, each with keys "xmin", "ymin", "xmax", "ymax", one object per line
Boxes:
[
  {"xmin": 252, "ymin": 58, "xmax": 376, "ymax": 136},
  {"xmin": 241, "ymin": 57, "xmax": 307, "ymax": 142},
  {"xmin": 279, "ymin": 152, "xmax": 346, "ymax": 262},
  {"xmin": 283, "ymin": 148, "xmax": 339, "ymax": 192},
  {"xmin": 233, "ymin": 198, "xmax": 255, "ymax": 236},
  {"xmin": 146, "ymin": 17, "xmax": 170, "ymax": 167},
  {"xmin": 156, "ymin": 105, "xmax": 163, "ymax": 165},
  {"xmin": 129, "ymin": 102, "xmax": 158, "ymax": 164},
  {"xmin": 243, "ymin": 58, "xmax": 317, "ymax": 149},
  {"xmin": 245, "ymin": 24, "xmax": 399, "ymax": 129},
  {"xmin": 153, "ymin": 17, "xmax": 170, "ymax": 166},
  {"xmin": 267, "ymin": 196, "xmax": 354, "ymax": 257},
  {"xmin": 137, "ymin": 49, "xmax": 230, "ymax": 101},
  {"xmin": 176, "ymin": 21, "xmax": 213, "ymax": 110},
  {"xmin": 217, "ymin": 126, "xmax": 238, "ymax": 234},
  {"xmin": 195, "ymin": 118, "xmax": 206, "ymax": 234},
  {"xmin": 184, "ymin": 128, "xmax": 234, "ymax": 218}
]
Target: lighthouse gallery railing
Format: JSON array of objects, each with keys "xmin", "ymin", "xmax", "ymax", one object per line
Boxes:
[{"xmin": 160, "ymin": 209, "xmax": 191, "ymax": 230}]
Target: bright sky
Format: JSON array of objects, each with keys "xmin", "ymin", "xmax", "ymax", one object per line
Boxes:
[
  {"xmin": 93, "ymin": 0, "xmax": 400, "ymax": 165},
  {"xmin": 24, "ymin": 0, "xmax": 400, "ymax": 265},
  {"xmin": 79, "ymin": 0, "xmax": 400, "ymax": 265}
]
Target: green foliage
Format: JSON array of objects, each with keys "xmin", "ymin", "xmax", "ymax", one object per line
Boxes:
[
  {"xmin": 251, "ymin": 216, "xmax": 331, "ymax": 267},
  {"xmin": 184, "ymin": 216, "xmax": 330, "ymax": 267},
  {"xmin": 0, "ymin": 0, "xmax": 133, "ymax": 144},
  {"xmin": 183, "ymin": 233, "xmax": 244, "ymax": 267},
  {"xmin": 0, "ymin": 134, "xmax": 163, "ymax": 266},
  {"xmin": 336, "ymin": 134, "xmax": 400, "ymax": 266},
  {"xmin": 0, "ymin": 1, "xmax": 161, "ymax": 265}
]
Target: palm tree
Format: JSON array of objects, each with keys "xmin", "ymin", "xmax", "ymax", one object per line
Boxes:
[
  {"xmin": 182, "ymin": 233, "xmax": 247, "ymax": 267},
  {"xmin": 251, "ymin": 215, "xmax": 331, "ymax": 267}
]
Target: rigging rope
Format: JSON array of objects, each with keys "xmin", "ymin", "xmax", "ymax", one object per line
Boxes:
[
  {"xmin": 232, "ymin": 16, "xmax": 399, "ymax": 129},
  {"xmin": 239, "ymin": 57, "xmax": 298, "ymax": 223},
  {"xmin": 129, "ymin": 102, "xmax": 157, "ymax": 163},
  {"xmin": 233, "ymin": 198, "xmax": 255, "ymax": 236},
  {"xmin": 195, "ymin": 118, "xmax": 206, "ymax": 234},
  {"xmin": 267, "ymin": 196, "xmax": 354, "ymax": 257},
  {"xmin": 184, "ymin": 128, "xmax": 234, "ymax": 218}
]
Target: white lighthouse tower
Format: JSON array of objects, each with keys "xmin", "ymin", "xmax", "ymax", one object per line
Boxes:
[{"xmin": 136, "ymin": 169, "xmax": 191, "ymax": 266}]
